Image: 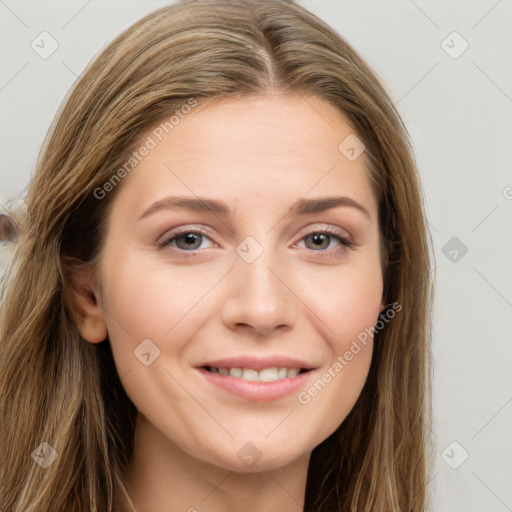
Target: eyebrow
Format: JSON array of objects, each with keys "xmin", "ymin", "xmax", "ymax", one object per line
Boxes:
[{"xmin": 139, "ymin": 195, "xmax": 371, "ymax": 220}]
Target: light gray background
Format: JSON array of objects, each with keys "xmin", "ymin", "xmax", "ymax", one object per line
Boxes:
[{"xmin": 1, "ymin": 1, "xmax": 511, "ymax": 511}]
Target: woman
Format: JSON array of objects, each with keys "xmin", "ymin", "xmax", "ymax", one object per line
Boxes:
[{"xmin": 0, "ymin": 0, "xmax": 434, "ymax": 510}]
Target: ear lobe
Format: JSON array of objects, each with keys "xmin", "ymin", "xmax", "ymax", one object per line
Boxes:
[
  {"xmin": 63, "ymin": 259, "xmax": 108, "ymax": 344},
  {"xmin": 76, "ymin": 291, "xmax": 108, "ymax": 344}
]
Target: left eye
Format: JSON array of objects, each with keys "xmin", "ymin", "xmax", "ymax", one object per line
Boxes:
[{"xmin": 299, "ymin": 232, "xmax": 347, "ymax": 251}]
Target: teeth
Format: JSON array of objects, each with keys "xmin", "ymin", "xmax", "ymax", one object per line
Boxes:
[
  {"xmin": 258, "ymin": 367, "xmax": 279, "ymax": 382},
  {"xmin": 208, "ymin": 366, "xmax": 303, "ymax": 381},
  {"xmin": 241, "ymin": 368, "xmax": 259, "ymax": 381},
  {"xmin": 229, "ymin": 367, "xmax": 242, "ymax": 378}
]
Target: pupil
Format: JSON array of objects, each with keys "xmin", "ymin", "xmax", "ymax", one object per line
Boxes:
[
  {"xmin": 180, "ymin": 233, "xmax": 201, "ymax": 249},
  {"xmin": 311, "ymin": 233, "xmax": 328, "ymax": 249}
]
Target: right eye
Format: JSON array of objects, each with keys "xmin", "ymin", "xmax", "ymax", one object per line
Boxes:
[{"xmin": 157, "ymin": 226, "xmax": 216, "ymax": 255}]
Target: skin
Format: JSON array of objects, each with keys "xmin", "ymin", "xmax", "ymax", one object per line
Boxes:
[{"xmin": 75, "ymin": 93, "xmax": 384, "ymax": 512}]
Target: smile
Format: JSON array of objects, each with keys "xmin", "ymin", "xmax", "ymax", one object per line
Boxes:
[{"xmin": 198, "ymin": 365, "xmax": 315, "ymax": 402}]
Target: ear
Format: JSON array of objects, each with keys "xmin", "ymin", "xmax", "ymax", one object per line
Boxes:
[{"xmin": 63, "ymin": 259, "xmax": 108, "ymax": 344}]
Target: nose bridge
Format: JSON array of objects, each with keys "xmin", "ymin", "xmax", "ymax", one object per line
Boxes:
[
  {"xmin": 221, "ymin": 236, "xmax": 297, "ymax": 334},
  {"xmin": 240, "ymin": 246, "xmax": 281, "ymax": 302}
]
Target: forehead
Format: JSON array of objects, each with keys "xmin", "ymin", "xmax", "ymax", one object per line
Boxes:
[{"xmin": 109, "ymin": 93, "xmax": 377, "ymax": 220}]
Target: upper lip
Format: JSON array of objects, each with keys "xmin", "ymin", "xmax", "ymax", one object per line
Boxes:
[{"xmin": 198, "ymin": 355, "xmax": 317, "ymax": 371}]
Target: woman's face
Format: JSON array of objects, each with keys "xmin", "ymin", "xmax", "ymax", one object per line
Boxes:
[{"xmin": 93, "ymin": 93, "xmax": 383, "ymax": 472}]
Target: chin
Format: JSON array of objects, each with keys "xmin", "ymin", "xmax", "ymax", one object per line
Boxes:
[{"xmin": 197, "ymin": 440, "xmax": 309, "ymax": 474}]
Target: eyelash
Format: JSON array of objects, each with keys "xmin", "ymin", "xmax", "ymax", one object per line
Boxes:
[{"xmin": 157, "ymin": 225, "xmax": 355, "ymax": 258}]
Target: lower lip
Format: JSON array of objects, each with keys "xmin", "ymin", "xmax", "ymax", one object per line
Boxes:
[{"xmin": 197, "ymin": 368, "xmax": 312, "ymax": 402}]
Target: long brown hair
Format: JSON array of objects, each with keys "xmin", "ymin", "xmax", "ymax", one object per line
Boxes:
[{"xmin": 0, "ymin": 1, "xmax": 434, "ymax": 510}]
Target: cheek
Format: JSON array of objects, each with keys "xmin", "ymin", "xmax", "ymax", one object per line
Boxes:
[
  {"xmin": 97, "ymin": 251, "xmax": 229, "ymax": 376},
  {"xmin": 327, "ymin": 273, "xmax": 383, "ymax": 351},
  {"xmin": 299, "ymin": 253, "xmax": 384, "ymax": 350},
  {"xmin": 292, "ymin": 258, "xmax": 382, "ymax": 434},
  {"xmin": 101, "ymin": 248, "xmax": 205, "ymax": 332},
  {"xmin": 97, "ymin": 255, "xmax": 207, "ymax": 427}
]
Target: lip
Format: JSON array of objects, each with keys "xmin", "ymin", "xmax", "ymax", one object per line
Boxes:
[
  {"xmin": 197, "ymin": 367, "xmax": 314, "ymax": 402},
  {"xmin": 198, "ymin": 355, "xmax": 317, "ymax": 371}
]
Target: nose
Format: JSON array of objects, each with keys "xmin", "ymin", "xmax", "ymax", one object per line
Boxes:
[{"xmin": 220, "ymin": 248, "xmax": 298, "ymax": 336}]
